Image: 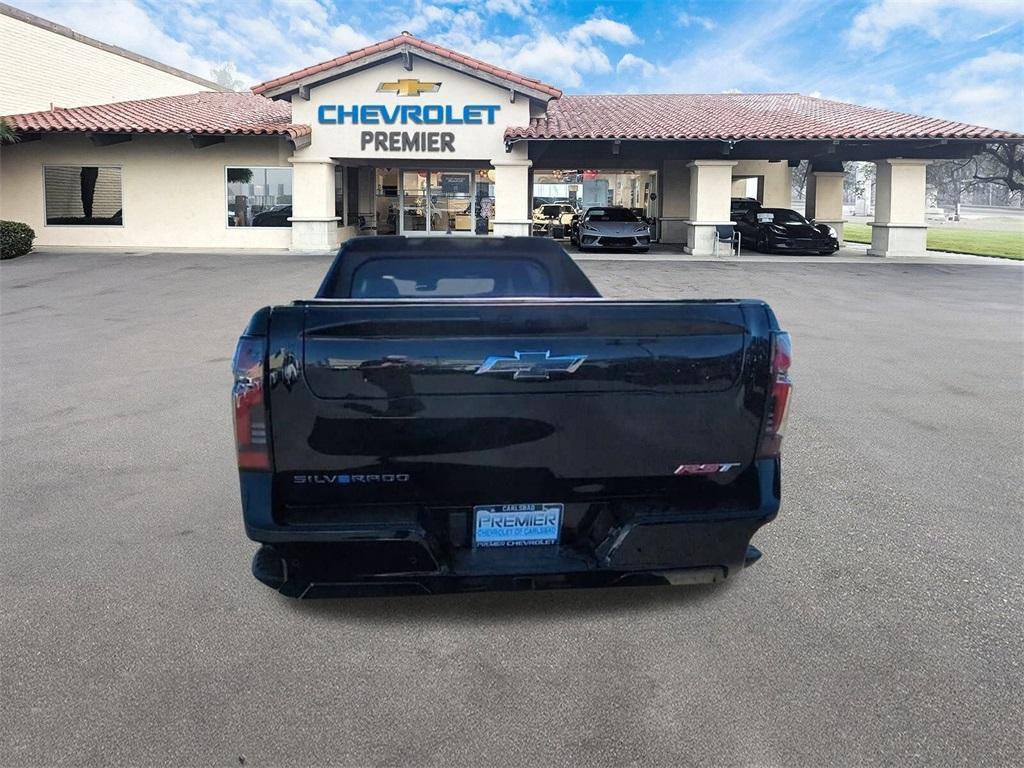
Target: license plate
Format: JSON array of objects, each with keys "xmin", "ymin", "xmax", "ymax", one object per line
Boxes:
[{"xmin": 473, "ymin": 503, "xmax": 562, "ymax": 548}]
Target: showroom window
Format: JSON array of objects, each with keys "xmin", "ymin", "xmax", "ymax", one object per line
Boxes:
[
  {"xmin": 44, "ymin": 166, "xmax": 123, "ymax": 226},
  {"xmin": 226, "ymin": 167, "xmax": 293, "ymax": 227}
]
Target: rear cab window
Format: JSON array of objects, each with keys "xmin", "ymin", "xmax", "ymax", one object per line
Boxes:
[{"xmin": 349, "ymin": 258, "xmax": 552, "ymax": 298}]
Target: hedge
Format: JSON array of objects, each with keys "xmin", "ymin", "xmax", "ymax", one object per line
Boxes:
[{"xmin": 1, "ymin": 220, "xmax": 35, "ymax": 260}]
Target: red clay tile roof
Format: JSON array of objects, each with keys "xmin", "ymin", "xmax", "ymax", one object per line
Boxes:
[
  {"xmin": 251, "ymin": 32, "xmax": 562, "ymax": 99},
  {"xmin": 1, "ymin": 92, "xmax": 311, "ymax": 141},
  {"xmin": 505, "ymin": 93, "xmax": 1024, "ymax": 141},
  {"xmin": 6, "ymin": 89, "xmax": 1020, "ymax": 147}
]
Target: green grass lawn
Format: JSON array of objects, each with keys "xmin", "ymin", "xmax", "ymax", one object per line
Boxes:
[{"xmin": 843, "ymin": 222, "xmax": 1024, "ymax": 260}]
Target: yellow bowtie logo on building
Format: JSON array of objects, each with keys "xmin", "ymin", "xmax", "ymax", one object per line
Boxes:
[{"xmin": 377, "ymin": 78, "xmax": 441, "ymax": 97}]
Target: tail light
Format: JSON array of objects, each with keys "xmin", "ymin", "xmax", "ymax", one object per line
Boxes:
[
  {"xmin": 757, "ymin": 331, "xmax": 792, "ymax": 459},
  {"xmin": 232, "ymin": 335, "xmax": 270, "ymax": 470}
]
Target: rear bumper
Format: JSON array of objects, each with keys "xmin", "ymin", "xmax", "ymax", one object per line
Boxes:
[
  {"xmin": 250, "ymin": 548, "xmax": 757, "ymax": 602},
  {"xmin": 240, "ymin": 460, "xmax": 780, "ymax": 597}
]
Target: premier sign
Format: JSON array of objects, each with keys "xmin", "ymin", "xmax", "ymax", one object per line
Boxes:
[{"xmin": 360, "ymin": 131, "xmax": 455, "ymax": 152}]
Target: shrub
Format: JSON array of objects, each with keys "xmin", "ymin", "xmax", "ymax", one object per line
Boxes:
[{"xmin": 0, "ymin": 220, "xmax": 35, "ymax": 260}]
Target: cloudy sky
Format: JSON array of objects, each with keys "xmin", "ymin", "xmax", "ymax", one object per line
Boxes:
[{"xmin": 17, "ymin": 0, "xmax": 1024, "ymax": 130}]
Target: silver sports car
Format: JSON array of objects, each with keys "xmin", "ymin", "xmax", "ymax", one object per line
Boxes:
[{"xmin": 572, "ymin": 206, "xmax": 651, "ymax": 252}]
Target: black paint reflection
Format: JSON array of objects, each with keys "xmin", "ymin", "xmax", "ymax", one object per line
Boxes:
[
  {"xmin": 308, "ymin": 416, "xmax": 556, "ymax": 457},
  {"xmin": 343, "ymin": 356, "xmax": 424, "ymax": 417}
]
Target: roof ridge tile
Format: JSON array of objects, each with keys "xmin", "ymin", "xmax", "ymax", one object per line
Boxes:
[
  {"xmin": 504, "ymin": 92, "xmax": 1023, "ymax": 142},
  {"xmin": 250, "ymin": 34, "xmax": 562, "ymax": 99}
]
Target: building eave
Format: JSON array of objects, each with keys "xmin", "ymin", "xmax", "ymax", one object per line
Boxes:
[{"xmin": 252, "ymin": 33, "xmax": 561, "ymax": 103}]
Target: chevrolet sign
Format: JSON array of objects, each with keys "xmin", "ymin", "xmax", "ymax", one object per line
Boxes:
[{"xmin": 317, "ymin": 103, "xmax": 501, "ymax": 125}]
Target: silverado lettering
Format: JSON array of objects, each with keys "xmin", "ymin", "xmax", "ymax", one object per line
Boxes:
[{"xmin": 292, "ymin": 474, "xmax": 410, "ymax": 484}]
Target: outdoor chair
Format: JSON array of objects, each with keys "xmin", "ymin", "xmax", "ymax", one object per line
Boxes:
[{"xmin": 713, "ymin": 224, "xmax": 741, "ymax": 257}]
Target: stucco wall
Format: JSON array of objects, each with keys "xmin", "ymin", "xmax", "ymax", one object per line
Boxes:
[
  {"xmin": 0, "ymin": 13, "xmax": 217, "ymax": 116},
  {"xmin": 731, "ymin": 160, "xmax": 792, "ymax": 208},
  {"xmin": 0, "ymin": 133, "xmax": 293, "ymax": 248}
]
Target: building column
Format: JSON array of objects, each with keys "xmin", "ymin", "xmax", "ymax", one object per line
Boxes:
[
  {"xmin": 684, "ymin": 159, "xmax": 736, "ymax": 255},
  {"xmin": 868, "ymin": 159, "xmax": 929, "ymax": 258},
  {"xmin": 357, "ymin": 166, "xmax": 375, "ymax": 233},
  {"xmin": 762, "ymin": 162, "xmax": 792, "ymax": 208},
  {"xmin": 336, "ymin": 166, "xmax": 357, "ymax": 242},
  {"xmin": 660, "ymin": 159, "xmax": 690, "ymax": 244},
  {"xmin": 491, "ymin": 146, "xmax": 532, "ymax": 237},
  {"xmin": 288, "ymin": 156, "xmax": 340, "ymax": 251},
  {"xmin": 805, "ymin": 170, "xmax": 846, "ymax": 243}
]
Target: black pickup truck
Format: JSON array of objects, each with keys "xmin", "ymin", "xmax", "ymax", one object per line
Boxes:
[{"xmin": 233, "ymin": 237, "xmax": 791, "ymax": 597}]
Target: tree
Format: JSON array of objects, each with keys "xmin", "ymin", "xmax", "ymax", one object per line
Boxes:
[
  {"xmin": 791, "ymin": 161, "xmax": 808, "ymax": 199},
  {"xmin": 211, "ymin": 62, "xmax": 244, "ymax": 91},
  {"xmin": 927, "ymin": 158, "xmax": 973, "ymax": 212},
  {"xmin": 227, "ymin": 168, "xmax": 253, "ymax": 184},
  {"xmin": 0, "ymin": 117, "xmax": 19, "ymax": 144},
  {"xmin": 970, "ymin": 143, "xmax": 1023, "ymax": 194},
  {"xmin": 844, "ymin": 161, "xmax": 874, "ymax": 202},
  {"xmin": 928, "ymin": 142, "xmax": 1024, "ymax": 210}
]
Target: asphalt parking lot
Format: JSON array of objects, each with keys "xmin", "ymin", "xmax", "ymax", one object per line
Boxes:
[{"xmin": 2, "ymin": 249, "xmax": 1022, "ymax": 767}]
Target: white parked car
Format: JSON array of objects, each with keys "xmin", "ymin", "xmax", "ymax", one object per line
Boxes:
[
  {"xmin": 572, "ymin": 206, "xmax": 651, "ymax": 252},
  {"xmin": 532, "ymin": 203, "xmax": 578, "ymax": 237}
]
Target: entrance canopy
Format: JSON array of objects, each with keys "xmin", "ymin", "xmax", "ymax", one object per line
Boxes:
[{"xmin": 506, "ymin": 93, "xmax": 1022, "ymax": 167}]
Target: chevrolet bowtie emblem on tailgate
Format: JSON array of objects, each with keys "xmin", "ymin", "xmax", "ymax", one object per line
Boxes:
[
  {"xmin": 475, "ymin": 351, "xmax": 587, "ymax": 381},
  {"xmin": 377, "ymin": 78, "xmax": 441, "ymax": 97}
]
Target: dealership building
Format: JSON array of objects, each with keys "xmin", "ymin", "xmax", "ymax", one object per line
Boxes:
[{"xmin": 1, "ymin": 8, "xmax": 1021, "ymax": 256}]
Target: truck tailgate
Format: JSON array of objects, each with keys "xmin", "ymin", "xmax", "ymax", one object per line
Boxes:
[{"xmin": 266, "ymin": 299, "xmax": 773, "ymax": 505}]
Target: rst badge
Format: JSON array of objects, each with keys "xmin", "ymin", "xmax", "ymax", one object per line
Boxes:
[{"xmin": 674, "ymin": 463, "xmax": 741, "ymax": 475}]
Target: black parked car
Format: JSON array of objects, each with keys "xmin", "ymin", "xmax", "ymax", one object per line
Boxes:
[
  {"xmin": 730, "ymin": 197, "xmax": 761, "ymax": 219},
  {"xmin": 252, "ymin": 204, "xmax": 293, "ymax": 227},
  {"xmin": 734, "ymin": 207, "xmax": 840, "ymax": 254}
]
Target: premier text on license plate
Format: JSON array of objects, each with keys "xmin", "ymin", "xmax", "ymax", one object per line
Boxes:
[{"xmin": 473, "ymin": 503, "xmax": 562, "ymax": 548}]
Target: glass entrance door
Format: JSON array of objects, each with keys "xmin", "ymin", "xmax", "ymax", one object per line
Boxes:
[
  {"xmin": 432, "ymin": 171, "xmax": 473, "ymax": 234},
  {"xmin": 398, "ymin": 170, "xmax": 482, "ymax": 235},
  {"xmin": 401, "ymin": 171, "xmax": 428, "ymax": 234}
]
